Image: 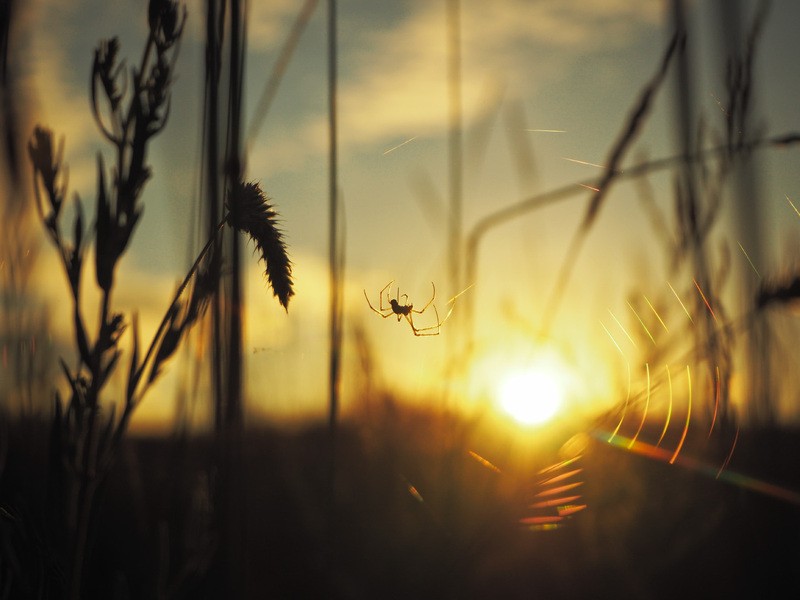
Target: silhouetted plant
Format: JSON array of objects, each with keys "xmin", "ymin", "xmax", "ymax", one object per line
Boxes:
[
  {"xmin": 226, "ymin": 181, "xmax": 294, "ymax": 311},
  {"xmin": 28, "ymin": 2, "xmax": 188, "ymax": 595},
  {"xmin": 27, "ymin": 0, "xmax": 294, "ymax": 591}
]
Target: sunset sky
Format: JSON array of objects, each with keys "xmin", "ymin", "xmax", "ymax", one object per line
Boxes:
[{"xmin": 15, "ymin": 0, "xmax": 800, "ymax": 431}]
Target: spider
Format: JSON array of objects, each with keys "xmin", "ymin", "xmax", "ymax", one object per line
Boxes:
[{"xmin": 363, "ymin": 280, "xmax": 446, "ymax": 336}]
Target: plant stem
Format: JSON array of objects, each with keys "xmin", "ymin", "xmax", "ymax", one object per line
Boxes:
[{"xmin": 133, "ymin": 216, "xmax": 226, "ymax": 402}]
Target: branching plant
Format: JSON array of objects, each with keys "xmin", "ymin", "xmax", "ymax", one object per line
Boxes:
[{"xmin": 26, "ymin": 1, "xmax": 293, "ymax": 596}]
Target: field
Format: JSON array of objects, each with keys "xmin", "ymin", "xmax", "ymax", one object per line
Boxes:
[
  {"xmin": 4, "ymin": 408, "xmax": 800, "ymax": 598},
  {"xmin": 3, "ymin": 1, "xmax": 800, "ymax": 598}
]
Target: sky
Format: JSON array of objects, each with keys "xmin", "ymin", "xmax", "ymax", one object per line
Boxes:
[{"xmin": 9, "ymin": 0, "xmax": 800, "ymax": 432}]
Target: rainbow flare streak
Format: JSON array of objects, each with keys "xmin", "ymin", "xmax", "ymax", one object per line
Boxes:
[{"xmin": 593, "ymin": 429, "xmax": 800, "ymax": 505}]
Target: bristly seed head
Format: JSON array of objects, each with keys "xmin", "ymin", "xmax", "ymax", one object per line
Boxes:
[{"xmin": 226, "ymin": 181, "xmax": 294, "ymax": 310}]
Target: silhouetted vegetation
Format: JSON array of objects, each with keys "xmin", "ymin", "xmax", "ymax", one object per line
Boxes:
[{"xmin": 2, "ymin": 1, "xmax": 800, "ymax": 598}]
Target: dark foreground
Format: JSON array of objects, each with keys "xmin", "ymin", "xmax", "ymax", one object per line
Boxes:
[{"xmin": 2, "ymin": 408, "xmax": 799, "ymax": 599}]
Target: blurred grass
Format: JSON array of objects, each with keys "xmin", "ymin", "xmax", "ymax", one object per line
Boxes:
[{"xmin": 4, "ymin": 402, "xmax": 800, "ymax": 598}]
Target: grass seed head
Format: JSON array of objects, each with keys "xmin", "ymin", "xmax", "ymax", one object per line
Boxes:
[{"xmin": 227, "ymin": 181, "xmax": 294, "ymax": 311}]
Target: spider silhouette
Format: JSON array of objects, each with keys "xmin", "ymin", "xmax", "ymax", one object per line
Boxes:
[{"xmin": 364, "ymin": 280, "xmax": 446, "ymax": 336}]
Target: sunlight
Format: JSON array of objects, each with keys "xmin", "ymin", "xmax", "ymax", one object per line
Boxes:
[
  {"xmin": 498, "ymin": 370, "xmax": 563, "ymax": 425},
  {"xmin": 464, "ymin": 334, "xmax": 610, "ymax": 429},
  {"xmin": 495, "ymin": 353, "xmax": 576, "ymax": 426}
]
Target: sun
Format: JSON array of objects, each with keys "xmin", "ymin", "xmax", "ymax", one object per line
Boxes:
[
  {"xmin": 498, "ymin": 371, "xmax": 563, "ymax": 425},
  {"xmin": 496, "ymin": 358, "xmax": 573, "ymax": 426}
]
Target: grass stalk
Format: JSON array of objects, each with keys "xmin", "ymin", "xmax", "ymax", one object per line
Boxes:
[
  {"xmin": 462, "ymin": 130, "xmax": 800, "ymax": 344},
  {"xmin": 326, "ymin": 0, "xmax": 344, "ymax": 573}
]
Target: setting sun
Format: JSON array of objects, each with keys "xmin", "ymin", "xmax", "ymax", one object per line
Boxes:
[
  {"xmin": 497, "ymin": 369, "xmax": 565, "ymax": 425},
  {"xmin": 493, "ymin": 347, "xmax": 580, "ymax": 426}
]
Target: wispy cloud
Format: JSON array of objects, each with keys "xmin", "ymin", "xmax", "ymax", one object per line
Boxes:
[
  {"xmin": 341, "ymin": 0, "xmax": 660, "ymax": 141},
  {"xmin": 252, "ymin": 1, "xmax": 662, "ymax": 170},
  {"xmin": 247, "ymin": 0, "xmax": 304, "ymax": 51}
]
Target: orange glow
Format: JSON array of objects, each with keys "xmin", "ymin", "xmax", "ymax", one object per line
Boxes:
[
  {"xmin": 539, "ymin": 468, "xmax": 583, "ymax": 486},
  {"xmin": 656, "ymin": 364, "xmax": 673, "ymax": 447},
  {"xmin": 529, "ymin": 495, "xmax": 582, "ymax": 509},
  {"xmin": 630, "ymin": 363, "xmax": 651, "ymax": 448},
  {"xmin": 608, "ymin": 361, "xmax": 631, "ymax": 443},
  {"xmin": 557, "ymin": 504, "xmax": 587, "ymax": 517},
  {"xmin": 693, "ymin": 278, "xmax": 718, "ymax": 324},
  {"xmin": 669, "ymin": 366, "xmax": 692, "ymax": 465},
  {"xmin": 494, "ymin": 350, "xmax": 579, "ymax": 426},
  {"xmin": 407, "ymin": 484, "xmax": 424, "ymax": 503},
  {"xmin": 535, "ymin": 482, "xmax": 583, "ymax": 497},
  {"xmin": 467, "ymin": 450, "xmax": 502, "ymax": 473},
  {"xmin": 525, "ymin": 446, "xmax": 586, "ymax": 534},
  {"xmin": 717, "ymin": 424, "xmax": 740, "ymax": 478}
]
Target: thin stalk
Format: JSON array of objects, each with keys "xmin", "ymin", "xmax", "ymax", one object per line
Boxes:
[
  {"xmin": 442, "ymin": 0, "xmax": 464, "ymax": 412},
  {"xmin": 326, "ymin": 0, "xmax": 341, "ymax": 565},
  {"xmin": 69, "ymin": 477, "xmax": 99, "ymax": 600},
  {"xmin": 447, "ymin": 0, "xmax": 463, "ymax": 296},
  {"xmin": 134, "ymin": 218, "xmax": 226, "ymax": 402},
  {"xmin": 327, "ymin": 0, "xmax": 340, "ymax": 436},
  {"xmin": 225, "ymin": 0, "xmax": 244, "ymax": 429},
  {"xmin": 222, "ymin": 0, "xmax": 246, "ymax": 595},
  {"xmin": 204, "ymin": 0, "xmax": 224, "ymax": 430}
]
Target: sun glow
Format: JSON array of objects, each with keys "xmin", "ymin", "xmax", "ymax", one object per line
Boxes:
[
  {"xmin": 495, "ymin": 352, "xmax": 577, "ymax": 426},
  {"xmin": 498, "ymin": 370, "xmax": 564, "ymax": 425}
]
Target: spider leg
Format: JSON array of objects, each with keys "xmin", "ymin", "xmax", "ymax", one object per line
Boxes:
[
  {"xmin": 364, "ymin": 288, "xmax": 394, "ymax": 318},
  {"xmin": 404, "ymin": 313, "xmax": 424, "ymax": 336},
  {"xmin": 412, "ymin": 281, "xmax": 436, "ymax": 314},
  {"xmin": 408, "ymin": 304, "xmax": 442, "ymax": 336},
  {"xmin": 378, "ymin": 280, "xmax": 394, "ymax": 312},
  {"xmin": 395, "ymin": 285, "xmax": 405, "ymax": 308}
]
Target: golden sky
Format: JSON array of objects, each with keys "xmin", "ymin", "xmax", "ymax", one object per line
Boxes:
[{"xmin": 10, "ymin": 0, "xmax": 800, "ymax": 432}]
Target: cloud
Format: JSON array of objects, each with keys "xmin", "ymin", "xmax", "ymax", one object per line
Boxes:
[
  {"xmin": 286, "ymin": 1, "xmax": 663, "ymax": 155},
  {"xmin": 247, "ymin": 0, "xmax": 305, "ymax": 51},
  {"xmin": 461, "ymin": 1, "xmax": 661, "ymax": 50},
  {"xmin": 246, "ymin": 0, "xmax": 668, "ymax": 173},
  {"xmin": 23, "ymin": 1, "xmax": 141, "ymax": 193}
]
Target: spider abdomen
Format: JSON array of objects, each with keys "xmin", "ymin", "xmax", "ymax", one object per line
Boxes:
[{"xmin": 390, "ymin": 299, "xmax": 412, "ymax": 316}]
